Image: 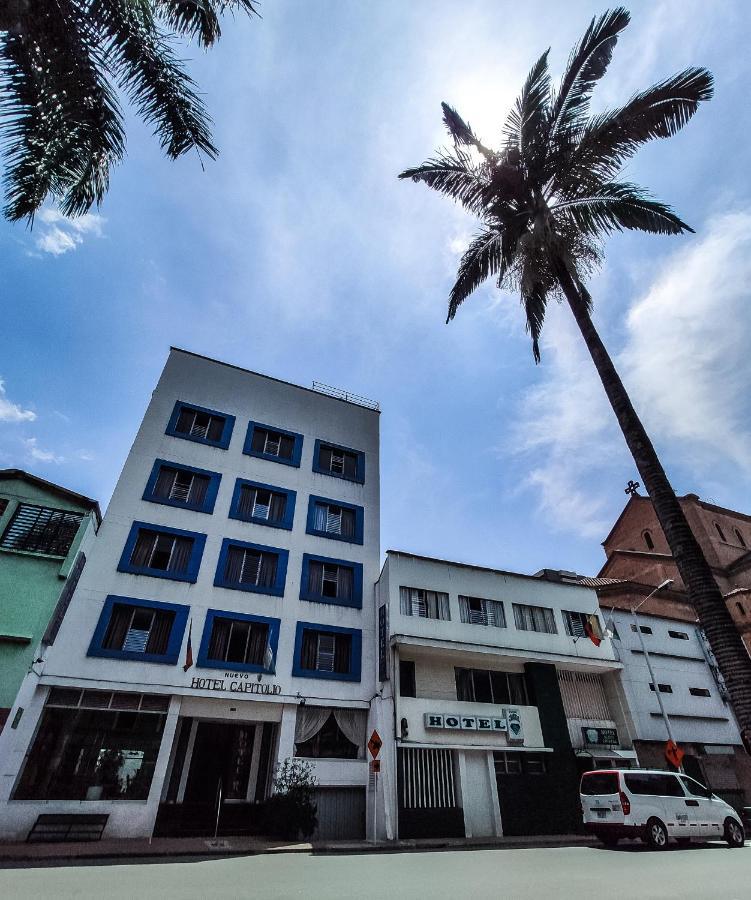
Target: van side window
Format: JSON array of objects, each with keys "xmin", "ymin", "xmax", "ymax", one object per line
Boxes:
[
  {"xmin": 680, "ymin": 776, "xmax": 711, "ymax": 799},
  {"xmin": 624, "ymin": 773, "xmax": 683, "ymax": 797}
]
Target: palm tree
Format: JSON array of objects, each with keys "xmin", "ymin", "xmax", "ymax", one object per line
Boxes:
[
  {"xmin": 0, "ymin": 0, "xmax": 258, "ymax": 222},
  {"xmin": 399, "ymin": 7, "xmax": 751, "ymax": 738}
]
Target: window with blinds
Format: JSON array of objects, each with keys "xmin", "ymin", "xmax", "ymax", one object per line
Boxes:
[
  {"xmin": 301, "ymin": 629, "xmax": 351, "ymax": 674},
  {"xmin": 154, "ymin": 466, "xmax": 209, "ymax": 505},
  {"xmin": 512, "ymin": 602, "xmax": 558, "ymax": 634},
  {"xmin": 224, "ymin": 546, "xmax": 278, "ymax": 587},
  {"xmin": 307, "ymin": 496, "xmax": 362, "ymax": 543},
  {"xmin": 399, "ymin": 587, "xmax": 450, "ymax": 620},
  {"xmin": 562, "ymin": 610, "xmax": 601, "ymax": 639},
  {"xmin": 557, "ymin": 670, "xmax": 611, "ymax": 719},
  {"xmin": 313, "ymin": 440, "xmax": 364, "ymax": 483},
  {"xmin": 307, "ymin": 560, "xmax": 354, "ymax": 601},
  {"xmin": 459, "ymin": 595, "xmax": 506, "ymax": 628},
  {"xmin": 251, "ymin": 426, "xmax": 295, "ymax": 460},
  {"xmin": 0, "ymin": 503, "xmax": 83, "ymax": 556},
  {"xmin": 102, "ymin": 603, "xmax": 175, "ymax": 656},
  {"xmin": 237, "ymin": 484, "xmax": 287, "ymax": 523},
  {"xmin": 173, "ymin": 406, "xmax": 226, "ymax": 443}
]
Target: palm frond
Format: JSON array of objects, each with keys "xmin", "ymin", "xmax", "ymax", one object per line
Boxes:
[
  {"xmin": 551, "ymin": 181, "xmax": 693, "ymax": 235},
  {"xmin": 398, "ymin": 151, "xmax": 490, "ymax": 216},
  {"xmin": 441, "ymin": 102, "xmax": 495, "ymax": 160},
  {"xmin": 558, "ymin": 67, "xmax": 714, "ymax": 188},
  {"xmin": 503, "ymin": 50, "xmax": 551, "ymax": 166},
  {"xmin": 521, "ymin": 280, "xmax": 548, "ymax": 363},
  {"xmin": 549, "ymin": 7, "xmax": 630, "ymax": 138},
  {"xmin": 94, "ymin": 0, "xmax": 217, "ymax": 160},
  {"xmin": 446, "ymin": 228, "xmax": 505, "ymax": 322},
  {"xmin": 155, "ymin": 0, "xmax": 259, "ymax": 47}
]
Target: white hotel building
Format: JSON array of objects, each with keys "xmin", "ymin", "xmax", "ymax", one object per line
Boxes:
[{"xmin": 0, "ymin": 349, "xmax": 381, "ymax": 841}]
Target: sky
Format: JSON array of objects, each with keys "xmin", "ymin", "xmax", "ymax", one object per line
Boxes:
[{"xmin": 2, "ymin": 0, "xmax": 751, "ymax": 578}]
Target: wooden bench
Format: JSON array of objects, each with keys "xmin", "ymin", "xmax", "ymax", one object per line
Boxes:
[{"xmin": 26, "ymin": 813, "xmax": 109, "ymax": 843}]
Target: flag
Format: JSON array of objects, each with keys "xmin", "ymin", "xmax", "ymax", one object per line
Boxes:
[
  {"xmin": 183, "ymin": 619, "xmax": 194, "ymax": 672},
  {"xmin": 584, "ymin": 614, "xmax": 602, "ymax": 647}
]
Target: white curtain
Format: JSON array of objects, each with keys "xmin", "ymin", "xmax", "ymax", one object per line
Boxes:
[
  {"xmin": 294, "ymin": 706, "xmax": 331, "ymax": 745},
  {"xmin": 333, "ymin": 708, "xmax": 367, "ymax": 759}
]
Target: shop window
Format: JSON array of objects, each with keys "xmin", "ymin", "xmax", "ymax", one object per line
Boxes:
[
  {"xmin": 294, "ymin": 708, "xmax": 366, "ymax": 759},
  {"xmin": 400, "ymin": 660, "xmax": 417, "ymax": 698},
  {"xmin": 455, "ymin": 667, "xmax": 528, "ymax": 705},
  {"xmin": 13, "ymin": 698, "xmax": 167, "ymax": 801}
]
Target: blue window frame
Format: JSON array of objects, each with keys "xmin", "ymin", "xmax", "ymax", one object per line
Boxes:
[
  {"xmin": 117, "ymin": 521, "xmax": 206, "ymax": 583},
  {"xmin": 300, "ymin": 553, "xmax": 363, "ymax": 609},
  {"xmin": 312, "ymin": 439, "xmax": 365, "ymax": 484},
  {"xmin": 143, "ymin": 459, "xmax": 222, "ymax": 514},
  {"xmin": 292, "ymin": 621, "xmax": 362, "ymax": 682},
  {"xmin": 166, "ymin": 401, "xmax": 235, "ymax": 449},
  {"xmin": 214, "ymin": 538, "xmax": 288, "ymax": 597},
  {"xmin": 229, "ymin": 479, "xmax": 296, "ymax": 531},
  {"xmin": 197, "ymin": 609, "xmax": 280, "ymax": 674},
  {"xmin": 244, "ymin": 421, "xmax": 303, "ymax": 467},
  {"xmin": 87, "ymin": 595, "xmax": 188, "ymax": 665},
  {"xmin": 306, "ymin": 495, "xmax": 364, "ymax": 545}
]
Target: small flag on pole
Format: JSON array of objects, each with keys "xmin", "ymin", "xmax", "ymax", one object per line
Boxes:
[
  {"xmin": 183, "ymin": 619, "xmax": 194, "ymax": 672},
  {"xmin": 584, "ymin": 614, "xmax": 603, "ymax": 647}
]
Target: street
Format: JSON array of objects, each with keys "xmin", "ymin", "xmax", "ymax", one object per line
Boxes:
[{"xmin": 1, "ymin": 842, "xmax": 748, "ymax": 900}]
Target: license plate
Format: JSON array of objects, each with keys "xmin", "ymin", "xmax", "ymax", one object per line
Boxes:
[{"xmin": 596, "ymin": 810, "xmax": 607, "ymax": 819}]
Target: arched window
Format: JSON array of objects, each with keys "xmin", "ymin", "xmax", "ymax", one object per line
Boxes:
[
  {"xmin": 715, "ymin": 523, "xmax": 727, "ymax": 542},
  {"xmin": 643, "ymin": 530, "xmax": 655, "ymax": 550},
  {"xmin": 735, "ymin": 528, "xmax": 746, "ymax": 549},
  {"xmin": 737, "ymin": 601, "xmax": 747, "ymax": 617}
]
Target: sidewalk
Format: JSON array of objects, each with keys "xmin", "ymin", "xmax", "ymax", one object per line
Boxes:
[{"xmin": 0, "ymin": 833, "xmax": 596, "ymax": 863}]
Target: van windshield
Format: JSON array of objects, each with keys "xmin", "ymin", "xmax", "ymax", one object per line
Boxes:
[{"xmin": 580, "ymin": 772, "xmax": 619, "ymax": 795}]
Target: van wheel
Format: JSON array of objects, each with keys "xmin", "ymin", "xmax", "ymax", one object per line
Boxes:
[
  {"xmin": 725, "ymin": 818, "xmax": 745, "ymax": 848},
  {"xmin": 645, "ymin": 818, "xmax": 668, "ymax": 850}
]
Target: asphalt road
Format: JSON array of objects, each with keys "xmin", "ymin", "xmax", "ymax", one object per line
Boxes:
[{"xmin": 1, "ymin": 842, "xmax": 748, "ymax": 900}]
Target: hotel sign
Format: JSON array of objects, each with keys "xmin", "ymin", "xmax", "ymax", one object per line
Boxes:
[
  {"xmin": 189, "ymin": 674, "xmax": 282, "ymax": 695},
  {"xmin": 424, "ymin": 708, "xmax": 524, "ymax": 743},
  {"xmin": 582, "ymin": 726, "xmax": 619, "ymax": 746}
]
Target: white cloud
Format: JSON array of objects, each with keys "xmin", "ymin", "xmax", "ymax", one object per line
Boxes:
[
  {"xmin": 24, "ymin": 437, "xmax": 64, "ymax": 465},
  {"xmin": 0, "ymin": 379, "xmax": 36, "ymax": 423},
  {"xmin": 76, "ymin": 449, "xmax": 96, "ymax": 461},
  {"xmin": 621, "ymin": 211, "xmax": 751, "ymax": 474},
  {"xmin": 35, "ymin": 208, "xmax": 105, "ymax": 256}
]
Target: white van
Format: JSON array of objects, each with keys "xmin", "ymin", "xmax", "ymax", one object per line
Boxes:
[{"xmin": 580, "ymin": 768, "xmax": 745, "ymax": 849}]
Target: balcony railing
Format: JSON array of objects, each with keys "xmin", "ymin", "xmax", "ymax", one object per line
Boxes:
[{"xmin": 311, "ymin": 381, "xmax": 380, "ymax": 411}]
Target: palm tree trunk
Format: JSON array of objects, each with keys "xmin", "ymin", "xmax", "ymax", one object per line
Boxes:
[{"xmin": 553, "ymin": 258, "xmax": 751, "ymax": 737}]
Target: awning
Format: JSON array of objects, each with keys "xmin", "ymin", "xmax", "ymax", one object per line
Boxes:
[{"xmin": 575, "ymin": 748, "xmax": 638, "ymax": 760}]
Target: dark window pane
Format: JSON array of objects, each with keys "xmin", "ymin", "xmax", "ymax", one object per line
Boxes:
[
  {"xmin": 490, "ymin": 671, "xmax": 511, "ymax": 705},
  {"xmin": 400, "ymin": 661, "xmax": 416, "ymax": 698},
  {"xmin": 581, "ymin": 772, "xmax": 619, "ymax": 795},
  {"xmin": 508, "ymin": 673, "xmax": 528, "ymax": 706},
  {"xmin": 455, "ymin": 668, "xmax": 473, "ymax": 702},
  {"xmin": 251, "ymin": 428, "xmax": 266, "ymax": 452},
  {"xmin": 227, "ymin": 621, "xmax": 250, "ymax": 663},
  {"xmin": 472, "ymin": 670, "xmax": 493, "ymax": 704}
]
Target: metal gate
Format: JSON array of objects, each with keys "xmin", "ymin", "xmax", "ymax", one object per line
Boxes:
[
  {"xmin": 311, "ymin": 787, "xmax": 366, "ymax": 840},
  {"xmin": 397, "ymin": 747, "xmax": 464, "ymax": 838}
]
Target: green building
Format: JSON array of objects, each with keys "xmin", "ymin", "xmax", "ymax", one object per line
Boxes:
[{"xmin": 0, "ymin": 470, "xmax": 100, "ymax": 731}]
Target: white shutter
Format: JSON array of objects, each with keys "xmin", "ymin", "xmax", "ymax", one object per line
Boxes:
[
  {"xmin": 326, "ymin": 506, "xmax": 342, "ymax": 534},
  {"xmin": 316, "ymin": 634, "xmax": 336, "ymax": 671},
  {"xmin": 169, "ymin": 473, "xmax": 193, "ymax": 503},
  {"xmin": 241, "ymin": 551, "xmax": 262, "ymax": 585}
]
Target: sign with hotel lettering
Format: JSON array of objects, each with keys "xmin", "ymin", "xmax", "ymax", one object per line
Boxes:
[
  {"xmin": 189, "ymin": 673, "xmax": 282, "ymax": 695},
  {"xmin": 424, "ymin": 709, "xmax": 523, "ymax": 735}
]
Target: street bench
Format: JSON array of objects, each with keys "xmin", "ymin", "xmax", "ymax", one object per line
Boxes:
[{"xmin": 26, "ymin": 813, "xmax": 109, "ymax": 843}]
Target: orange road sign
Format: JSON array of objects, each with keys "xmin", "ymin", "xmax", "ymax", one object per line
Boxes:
[
  {"xmin": 368, "ymin": 730, "xmax": 382, "ymax": 759},
  {"xmin": 665, "ymin": 739, "xmax": 684, "ymax": 769}
]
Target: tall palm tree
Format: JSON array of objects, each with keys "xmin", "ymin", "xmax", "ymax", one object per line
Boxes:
[
  {"xmin": 0, "ymin": 0, "xmax": 258, "ymax": 222},
  {"xmin": 400, "ymin": 7, "xmax": 751, "ymax": 738}
]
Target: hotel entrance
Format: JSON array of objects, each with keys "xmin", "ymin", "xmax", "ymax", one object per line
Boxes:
[{"xmin": 154, "ymin": 714, "xmax": 278, "ymax": 837}]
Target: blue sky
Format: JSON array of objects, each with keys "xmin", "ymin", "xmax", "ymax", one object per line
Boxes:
[{"xmin": 2, "ymin": 0, "xmax": 751, "ymax": 578}]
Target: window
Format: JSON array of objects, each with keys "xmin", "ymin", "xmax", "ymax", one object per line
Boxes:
[
  {"xmin": 689, "ymin": 687, "xmax": 711, "ymax": 697},
  {"xmin": 313, "ymin": 439, "xmax": 365, "ymax": 484},
  {"xmin": 88, "ymin": 596, "xmax": 188, "ymax": 664},
  {"xmin": 643, "ymin": 530, "xmax": 655, "ymax": 550},
  {"xmin": 118, "ymin": 522, "xmax": 205, "ymax": 583},
  {"xmin": 294, "ymin": 708, "xmax": 366, "ymax": 760},
  {"xmin": 668, "ymin": 629, "xmax": 689, "ymax": 640},
  {"xmin": 563, "ymin": 610, "xmax": 601, "ymax": 639},
  {"xmin": 0, "ymin": 503, "xmax": 83, "ymax": 556},
  {"xmin": 630, "ymin": 623, "xmax": 653, "ymax": 635},
  {"xmin": 306, "ymin": 496, "xmax": 364, "ymax": 544},
  {"xmin": 300, "ymin": 554, "xmax": 363, "ymax": 608},
  {"xmin": 737, "ymin": 601, "xmax": 747, "ymax": 616},
  {"xmin": 458, "ymin": 596, "xmax": 506, "ymax": 628},
  {"xmin": 513, "ymin": 603, "xmax": 557, "ymax": 634},
  {"xmin": 244, "ymin": 422, "xmax": 303, "ymax": 467},
  {"xmin": 494, "ymin": 752, "xmax": 546, "ymax": 776},
  {"xmin": 581, "ymin": 771, "xmax": 619, "ymax": 795},
  {"xmin": 0, "ymin": 498, "xmax": 7, "ymax": 518},
  {"xmin": 197, "ymin": 610, "xmax": 279, "ymax": 673},
  {"xmin": 715, "ymin": 522, "xmax": 727, "ymax": 542},
  {"xmin": 214, "ymin": 539, "xmax": 288, "ymax": 597},
  {"xmin": 649, "ymin": 682, "xmax": 673, "ymax": 693},
  {"xmin": 14, "ymin": 690, "xmax": 167, "ymax": 801},
  {"xmin": 229, "ymin": 479, "xmax": 295, "ymax": 530},
  {"xmin": 680, "ymin": 776, "xmax": 712, "ymax": 798},
  {"xmin": 293, "ymin": 622, "xmax": 362, "ymax": 682},
  {"xmin": 400, "ymin": 660, "xmax": 416, "ymax": 698},
  {"xmin": 455, "ymin": 667, "xmax": 529, "ymax": 706},
  {"xmin": 143, "ymin": 459, "xmax": 221, "ymax": 514},
  {"xmin": 399, "ymin": 587, "xmax": 450, "ymax": 620},
  {"xmin": 166, "ymin": 401, "xmax": 234, "ymax": 449},
  {"xmin": 624, "ymin": 773, "xmax": 683, "ymax": 797},
  {"xmin": 735, "ymin": 528, "xmax": 747, "ymax": 548}
]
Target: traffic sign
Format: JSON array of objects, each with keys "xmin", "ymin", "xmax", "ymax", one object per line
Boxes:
[
  {"xmin": 665, "ymin": 739, "xmax": 684, "ymax": 769},
  {"xmin": 369, "ymin": 759, "xmax": 381, "ymax": 774},
  {"xmin": 368, "ymin": 729, "xmax": 382, "ymax": 759}
]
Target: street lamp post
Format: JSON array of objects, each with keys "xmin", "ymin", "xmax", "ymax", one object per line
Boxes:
[{"xmin": 631, "ymin": 579, "xmax": 680, "ymax": 763}]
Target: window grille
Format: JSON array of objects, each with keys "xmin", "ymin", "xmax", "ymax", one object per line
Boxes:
[{"xmin": 1, "ymin": 504, "xmax": 83, "ymax": 556}]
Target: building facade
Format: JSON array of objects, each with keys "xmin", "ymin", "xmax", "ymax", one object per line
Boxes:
[
  {"xmin": 0, "ymin": 470, "xmax": 100, "ymax": 733},
  {"xmin": 373, "ymin": 552, "xmax": 636, "ymax": 840},
  {"xmin": 0, "ymin": 349, "xmax": 380, "ymax": 842}
]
